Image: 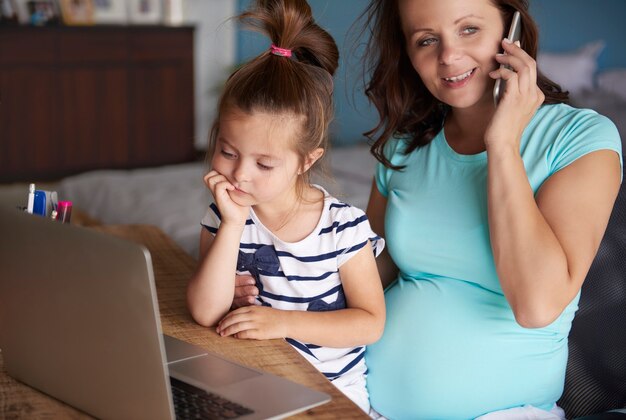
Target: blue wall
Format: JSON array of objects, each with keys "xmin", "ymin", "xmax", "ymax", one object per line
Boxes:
[
  {"xmin": 235, "ymin": 0, "xmax": 626, "ymax": 145},
  {"xmin": 531, "ymin": 0, "xmax": 626, "ymax": 71}
]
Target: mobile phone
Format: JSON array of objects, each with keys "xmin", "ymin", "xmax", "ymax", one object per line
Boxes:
[{"xmin": 493, "ymin": 11, "xmax": 522, "ymax": 106}]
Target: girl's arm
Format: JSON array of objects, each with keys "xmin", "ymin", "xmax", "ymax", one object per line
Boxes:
[
  {"xmin": 187, "ymin": 225, "xmax": 244, "ymax": 327},
  {"xmin": 486, "ymin": 41, "xmax": 621, "ymax": 328},
  {"xmin": 366, "ymin": 179, "xmax": 399, "ymax": 289},
  {"xmin": 217, "ymin": 241, "xmax": 386, "ymax": 348},
  {"xmin": 187, "ymin": 171, "xmax": 250, "ymax": 327}
]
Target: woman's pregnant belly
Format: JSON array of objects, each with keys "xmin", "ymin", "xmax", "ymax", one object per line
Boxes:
[{"xmin": 365, "ymin": 276, "xmax": 569, "ymax": 419}]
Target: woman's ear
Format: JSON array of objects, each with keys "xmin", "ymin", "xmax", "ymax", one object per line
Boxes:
[{"xmin": 301, "ymin": 148, "xmax": 325, "ymax": 174}]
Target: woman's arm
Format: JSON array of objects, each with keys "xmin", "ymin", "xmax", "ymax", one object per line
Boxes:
[
  {"xmin": 366, "ymin": 179, "xmax": 399, "ymax": 289},
  {"xmin": 217, "ymin": 241, "xmax": 386, "ymax": 347},
  {"xmin": 486, "ymin": 41, "xmax": 621, "ymax": 328},
  {"xmin": 487, "ymin": 148, "xmax": 620, "ymax": 328},
  {"xmin": 232, "ymin": 275, "xmax": 259, "ymax": 308}
]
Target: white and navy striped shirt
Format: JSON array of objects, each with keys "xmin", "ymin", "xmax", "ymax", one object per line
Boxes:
[{"xmin": 201, "ymin": 185, "xmax": 384, "ymax": 401}]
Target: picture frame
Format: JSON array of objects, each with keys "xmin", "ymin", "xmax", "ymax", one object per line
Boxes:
[
  {"xmin": 92, "ymin": 0, "xmax": 126, "ymax": 24},
  {"xmin": 58, "ymin": 0, "xmax": 94, "ymax": 25},
  {"xmin": 11, "ymin": 0, "xmax": 60, "ymax": 25},
  {"xmin": 128, "ymin": 0, "xmax": 162, "ymax": 25},
  {"xmin": 9, "ymin": 0, "xmax": 28, "ymax": 23},
  {"xmin": 11, "ymin": 0, "xmax": 39, "ymax": 24},
  {"xmin": 0, "ymin": 0, "xmax": 19, "ymax": 22}
]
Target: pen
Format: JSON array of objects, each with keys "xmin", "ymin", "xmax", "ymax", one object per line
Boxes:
[
  {"xmin": 27, "ymin": 183, "xmax": 35, "ymax": 214},
  {"xmin": 57, "ymin": 201, "xmax": 72, "ymax": 224},
  {"xmin": 33, "ymin": 190, "xmax": 47, "ymax": 216}
]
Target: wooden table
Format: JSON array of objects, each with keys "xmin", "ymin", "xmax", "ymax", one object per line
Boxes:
[{"xmin": 0, "ymin": 224, "xmax": 367, "ymax": 419}]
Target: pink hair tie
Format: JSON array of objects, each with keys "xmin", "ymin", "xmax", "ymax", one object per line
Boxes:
[{"xmin": 270, "ymin": 44, "xmax": 292, "ymax": 57}]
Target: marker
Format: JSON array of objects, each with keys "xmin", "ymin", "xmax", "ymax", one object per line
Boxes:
[
  {"xmin": 57, "ymin": 201, "xmax": 72, "ymax": 224},
  {"xmin": 26, "ymin": 183, "xmax": 35, "ymax": 214},
  {"xmin": 33, "ymin": 190, "xmax": 47, "ymax": 216}
]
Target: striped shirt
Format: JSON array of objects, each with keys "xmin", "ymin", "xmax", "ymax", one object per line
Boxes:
[{"xmin": 201, "ymin": 185, "xmax": 384, "ymax": 408}]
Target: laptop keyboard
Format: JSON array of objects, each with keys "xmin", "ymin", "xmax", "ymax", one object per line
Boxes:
[{"xmin": 170, "ymin": 377, "xmax": 254, "ymax": 419}]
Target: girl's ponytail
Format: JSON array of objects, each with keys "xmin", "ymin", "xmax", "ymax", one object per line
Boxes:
[
  {"xmin": 209, "ymin": 0, "xmax": 339, "ymax": 187},
  {"xmin": 241, "ymin": 0, "xmax": 338, "ymax": 76}
]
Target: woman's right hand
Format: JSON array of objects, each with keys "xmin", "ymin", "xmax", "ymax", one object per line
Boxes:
[
  {"xmin": 486, "ymin": 40, "xmax": 544, "ymax": 151},
  {"xmin": 204, "ymin": 170, "xmax": 250, "ymax": 228},
  {"xmin": 232, "ymin": 275, "xmax": 259, "ymax": 308}
]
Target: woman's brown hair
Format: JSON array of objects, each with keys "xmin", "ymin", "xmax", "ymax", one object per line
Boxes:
[
  {"xmin": 208, "ymin": 0, "xmax": 339, "ymax": 189},
  {"xmin": 360, "ymin": 0, "xmax": 569, "ymax": 168}
]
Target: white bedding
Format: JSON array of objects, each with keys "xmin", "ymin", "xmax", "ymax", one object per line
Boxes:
[
  {"xmin": 56, "ymin": 144, "xmax": 376, "ymax": 258},
  {"xmin": 571, "ymin": 90, "xmax": 626, "ymax": 136},
  {"xmin": 7, "ymin": 93, "xmax": 624, "ymax": 261}
]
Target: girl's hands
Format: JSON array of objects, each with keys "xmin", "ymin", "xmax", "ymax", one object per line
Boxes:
[
  {"xmin": 485, "ymin": 39, "xmax": 545, "ymax": 152},
  {"xmin": 216, "ymin": 306, "xmax": 288, "ymax": 340},
  {"xmin": 204, "ymin": 170, "xmax": 250, "ymax": 227}
]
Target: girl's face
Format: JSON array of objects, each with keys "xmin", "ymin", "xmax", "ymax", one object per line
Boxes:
[
  {"xmin": 399, "ymin": 0, "xmax": 505, "ymax": 110},
  {"xmin": 211, "ymin": 109, "xmax": 305, "ymax": 208}
]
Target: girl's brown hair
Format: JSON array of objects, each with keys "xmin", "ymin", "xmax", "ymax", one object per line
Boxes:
[
  {"xmin": 360, "ymin": 0, "xmax": 569, "ymax": 168},
  {"xmin": 208, "ymin": 0, "xmax": 339, "ymax": 189}
]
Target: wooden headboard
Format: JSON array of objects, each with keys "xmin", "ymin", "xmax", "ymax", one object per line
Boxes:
[{"xmin": 0, "ymin": 25, "xmax": 196, "ymax": 182}]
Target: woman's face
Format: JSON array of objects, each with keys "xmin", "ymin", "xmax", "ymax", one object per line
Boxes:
[{"xmin": 399, "ymin": 0, "xmax": 505, "ymax": 110}]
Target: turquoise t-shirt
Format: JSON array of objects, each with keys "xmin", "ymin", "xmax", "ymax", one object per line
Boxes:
[{"xmin": 366, "ymin": 104, "xmax": 622, "ymax": 419}]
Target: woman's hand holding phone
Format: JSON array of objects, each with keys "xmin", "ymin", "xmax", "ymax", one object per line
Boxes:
[
  {"xmin": 486, "ymin": 12, "xmax": 544, "ymax": 151},
  {"xmin": 493, "ymin": 11, "xmax": 522, "ymax": 106}
]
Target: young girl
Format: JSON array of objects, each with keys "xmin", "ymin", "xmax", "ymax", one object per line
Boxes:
[{"xmin": 186, "ymin": 0, "xmax": 385, "ymax": 412}]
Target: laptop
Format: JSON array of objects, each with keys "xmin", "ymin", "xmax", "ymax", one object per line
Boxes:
[{"xmin": 0, "ymin": 204, "xmax": 330, "ymax": 419}]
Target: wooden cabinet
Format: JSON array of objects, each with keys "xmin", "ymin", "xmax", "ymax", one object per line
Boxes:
[{"xmin": 0, "ymin": 25, "xmax": 195, "ymax": 182}]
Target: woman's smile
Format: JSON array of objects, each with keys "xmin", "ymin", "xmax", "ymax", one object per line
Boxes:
[{"xmin": 441, "ymin": 68, "xmax": 476, "ymax": 88}]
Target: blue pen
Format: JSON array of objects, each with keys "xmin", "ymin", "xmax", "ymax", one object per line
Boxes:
[{"xmin": 32, "ymin": 190, "xmax": 47, "ymax": 216}]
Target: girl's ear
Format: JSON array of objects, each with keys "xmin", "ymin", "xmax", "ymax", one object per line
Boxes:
[{"xmin": 301, "ymin": 148, "xmax": 325, "ymax": 174}]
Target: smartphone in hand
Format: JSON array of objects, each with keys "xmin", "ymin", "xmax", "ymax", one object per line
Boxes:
[{"xmin": 493, "ymin": 11, "xmax": 522, "ymax": 106}]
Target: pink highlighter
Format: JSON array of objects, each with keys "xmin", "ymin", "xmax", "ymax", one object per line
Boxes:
[{"xmin": 57, "ymin": 201, "xmax": 72, "ymax": 224}]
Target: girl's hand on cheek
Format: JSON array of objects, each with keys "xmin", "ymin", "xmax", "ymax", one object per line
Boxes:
[
  {"xmin": 204, "ymin": 170, "xmax": 250, "ymax": 227},
  {"xmin": 486, "ymin": 40, "xmax": 545, "ymax": 152},
  {"xmin": 216, "ymin": 306, "xmax": 288, "ymax": 340}
]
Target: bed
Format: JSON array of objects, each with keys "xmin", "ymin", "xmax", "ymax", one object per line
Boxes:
[
  {"xmin": 539, "ymin": 41, "xmax": 626, "ymax": 136},
  {"xmin": 3, "ymin": 40, "xmax": 624, "ymax": 261},
  {"xmin": 5, "ymin": 91, "xmax": 624, "ymax": 262},
  {"xmin": 51, "ymin": 144, "xmax": 376, "ymax": 259},
  {"xmin": 55, "ymin": 84, "xmax": 626, "ymax": 259}
]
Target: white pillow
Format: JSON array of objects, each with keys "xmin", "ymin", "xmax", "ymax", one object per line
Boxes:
[
  {"xmin": 597, "ymin": 69, "xmax": 626, "ymax": 101},
  {"xmin": 537, "ymin": 41, "xmax": 605, "ymax": 95}
]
